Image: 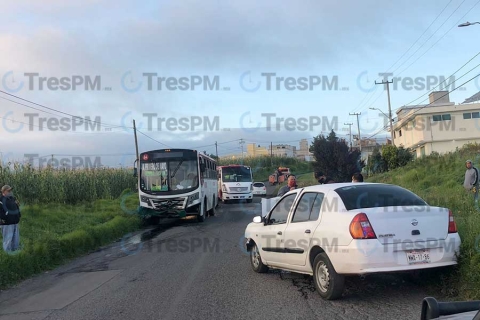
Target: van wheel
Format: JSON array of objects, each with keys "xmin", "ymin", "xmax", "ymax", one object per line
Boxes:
[{"xmin": 313, "ymin": 253, "xmax": 344, "ymax": 300}]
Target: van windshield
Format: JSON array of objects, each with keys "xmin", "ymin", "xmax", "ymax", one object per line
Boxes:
[{"xmin": 221, "ymin": 166, "xmax": 252, "ymax": 182}]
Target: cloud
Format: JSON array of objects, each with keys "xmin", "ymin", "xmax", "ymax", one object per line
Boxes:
[{"xmin": 0, "ymin": 0, "xmax": 466, "ymax": 166}]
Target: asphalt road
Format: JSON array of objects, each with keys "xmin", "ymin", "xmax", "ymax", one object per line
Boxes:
[{"xmin": 0, "ymin": 187, "xmax": 445, "ymax": 320}]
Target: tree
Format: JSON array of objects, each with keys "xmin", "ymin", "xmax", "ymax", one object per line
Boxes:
[
  {"xmin": 367, "ymin": 145, "xmax": 413, "ymax": 174},
  {"xmin": 311, "ymin": 129, "xmax": 364, "ymax": 182},
  {"xmin": 366, "ymin": 146, "xmax": 387, "ymax": 174}
]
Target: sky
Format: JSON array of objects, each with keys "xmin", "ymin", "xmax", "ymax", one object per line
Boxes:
[{"xmin": 1, "ymin": 0, "xmax": 480, "ymax": 168}]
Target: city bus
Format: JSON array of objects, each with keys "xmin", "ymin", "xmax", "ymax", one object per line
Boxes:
[
  {"xmin": 217, "ymin": 164, "xmax": 253, "ymax": 204},
  {"xmin": 133, "ymin": 148, "xmax": 218, "ymax": 223}
]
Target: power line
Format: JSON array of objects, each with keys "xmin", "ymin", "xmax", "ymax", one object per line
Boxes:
[
  {"xmin": 398, "ymin": 50, "xmax": 480, "ymax": 110},
  {"xmin": 391, "ymin": 0, "xmax": 467, "ymax": 77},
  {"xmin": 0, "ymin": 115, "xmax": 120, "ymax": 135},
  {"xmin": 189, "ymin": 139, "xmax": 242, "ymax": 149},
  {"xmin": 396, "ymin": 0, "xmax": 480, "ymax": 78},
  {"xmin": 349, "ymin": 0, "xmax": 456, "ymax": 114},
  {"xmin": 365, "ymin": 71, "xmax": 480, "ymax": 139},
  {"xmin": 136, "ymin": 129, "xmax": 171, "ymax": 148},
  {"xmin": 364, "ymin": 49, "xmax": 480, "ymax": 139},
  {"xmin": 359, "ymin": 0, "xmax": 479, "ymax": 117},
  {"xmin": 0, "ymin": 90, "xmax": 175, "ymax": 149},
  {"xmin": 0, "ymin": 90, "xmax": 130, "ymax": 130},
  {"xmin": 388, "ymin": 0, "xmax": 455, "ymax": 73}
]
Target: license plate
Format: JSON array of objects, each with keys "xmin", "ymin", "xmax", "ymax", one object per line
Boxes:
[{"xmin": 406, "ymin": 249, "xmax": 430, "ymax": 264}]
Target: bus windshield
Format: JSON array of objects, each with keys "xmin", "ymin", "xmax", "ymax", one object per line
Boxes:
[
  {"xmin": 140, "ymin": 159, "xmax": 199, "ymax": 193},
  {"xmin": 221, "ymin": 166, "xmax": 252, "ymax": 182}
]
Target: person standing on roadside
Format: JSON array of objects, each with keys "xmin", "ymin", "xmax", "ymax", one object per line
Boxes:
[
  {"xmin": 464, "ymin": 160, "xmax": 479, "ymax": 206},
  {"xmin": 316, "ymin": 172, "xmax": 335, "ymax": 184},
  {"xmin": 277, "ymin": 175, "xmax": 297, "ymax": 197},
  {"xmin": 0, "ymin": 185, "xmax": 21, "ymax": 253},
  {"xmin": 352, "ymin": 172, "xmax": 364, "ymax": 182},
  {"xmin": 315, "ymin": 171, "xmax": 325, "ymax": 184}
]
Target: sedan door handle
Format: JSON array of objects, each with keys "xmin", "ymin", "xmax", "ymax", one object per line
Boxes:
[
  {"xmin": 277, "ymin": 231, "xmax": 282, "ymax": 235},
  {"xmin": 305, "ymin": 230, "xmax": 311, "ymax": 234}
]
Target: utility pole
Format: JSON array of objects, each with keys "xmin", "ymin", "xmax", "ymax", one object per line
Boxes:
[
  {"xmin": 375, "ymin": 79, "xmax": 395, "ymax": 146},
  {"xmin": 349, "ymin": 112, "xmax": 361, "ymax": 152},
  {"xmin": 344, "ymin": 123, "xmax": 353, "ymax": 150},
  {"xmin": 133, "ymin": 120, "xmax": 140, "ymax": 188},
  {"xmin": 270, "ymin": 142, "xmax": 273, "ymax": 167},
  {"xmin": 239, "ymin": 139, "xmax": 245, "ymax": 164},
  {"xmin": 215, "ymin": 141, "xmax": 218, "ymax": 159}
]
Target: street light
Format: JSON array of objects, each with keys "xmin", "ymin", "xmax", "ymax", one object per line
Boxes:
[
  {"xmin": 369, "ymin": 107, "xmax": 395, "ymax": 145},
  {"xmin": 369, "ymin": 107, "xmax": 393, "ymax": 121},
  {"xmin": 458, "ymin": 21, "xmax": 480, "ymax": 27}
]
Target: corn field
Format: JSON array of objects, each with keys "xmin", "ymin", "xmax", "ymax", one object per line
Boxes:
[
  {"xmin": 0, "ymin": 162, "xmax": 137, "ymax": 205},
  {"xmin": 218, "ymin": 155, "xmax": 309, "ymax": 168}
]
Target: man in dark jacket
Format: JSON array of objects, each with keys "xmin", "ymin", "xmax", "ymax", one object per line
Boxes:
[
  {"xmin": 0, "ymin": 185, "xmax": 21, "ymax": 252},
  {"xmin": 277, "ymin": 175, "xmax": 297, "ymax": 197}
]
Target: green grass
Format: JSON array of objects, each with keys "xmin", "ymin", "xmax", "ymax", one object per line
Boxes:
[
  {"xmin": 365, "ymin": 148, "xmax": 480, "ymax": 300},
  {"xmin": 0, "ymin": 189, "xmax": 142, "ymax": 290}
]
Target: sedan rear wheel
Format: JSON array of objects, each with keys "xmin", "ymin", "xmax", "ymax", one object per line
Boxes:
[{"xmin": 313, "ymin": 253, "xmax": 344, "ymax": 300}]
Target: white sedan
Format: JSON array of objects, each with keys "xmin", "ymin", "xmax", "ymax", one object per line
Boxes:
[
  {"xmin": 252, "ymin": 182, "xmax": 267, "ymax": 196},
  {"xmin": 244, "ymin": 182, "xmax": 461, "ymax": 300}
]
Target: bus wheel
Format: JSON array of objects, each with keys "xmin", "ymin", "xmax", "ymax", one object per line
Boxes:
[
  {"xmin": 197, "ymin": 200, "xmax": 207, "ymax": 222},
  {"xmin": 209, "ymin": 195, "xmax": 216, "ymax": 216}
]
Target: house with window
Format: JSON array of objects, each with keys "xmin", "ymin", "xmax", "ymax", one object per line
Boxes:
[{"xmin": 392, "ymin": 91, "xmax": 480, "ymax": 158}]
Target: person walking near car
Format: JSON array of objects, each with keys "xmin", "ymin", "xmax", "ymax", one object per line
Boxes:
[
  {"xmin": 464, "ymin": 160, "xmax": 479, "ymax": 206},
  {"xmin": 0, "ymin": 185, "xmax": 21, "ymax": 253},
  {"xmin": 277, "ymin": 175, "xmax": 297, "ymax": 197}
]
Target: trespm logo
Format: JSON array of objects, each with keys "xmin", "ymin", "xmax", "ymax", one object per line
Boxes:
[
  {"xmin": 1, "ymin": 71, "xmax": 107, "ymax": 92},
  {"xmin": 120, "ymin": 71, "xmax": 225, "ymax": 92},
  {"xmin": 357, "ymin": 71, "xmax": 458, "ymax": 93},
  {"xmin": 239, "ymin": 71, "xmax": 341, "ymax": 92}
]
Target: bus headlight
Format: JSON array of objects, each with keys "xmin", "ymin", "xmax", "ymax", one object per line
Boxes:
[
  {"xmin": 187, "ymin": 192, "xmax": 199, "ymax": 205},
  {"xmin": 222, "ymin": 184, "xmax": 227, "ymax": 192},
  {"xmin": 141, "ymin": 196, "xmax": 149, "ymax": 202}
]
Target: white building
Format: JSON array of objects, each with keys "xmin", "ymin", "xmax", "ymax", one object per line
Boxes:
[{"xmin": 392, "ymin": 91, "xmax": 480, "ymax": 158}]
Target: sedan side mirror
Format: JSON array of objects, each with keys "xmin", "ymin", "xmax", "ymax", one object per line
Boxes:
[{"xmin": 253, "ymin": 216, "xmax": 262, "ymax": 223}]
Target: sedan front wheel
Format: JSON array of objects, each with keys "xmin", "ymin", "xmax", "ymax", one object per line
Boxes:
[{"xmin": 250, "ymin": 242, "xmax": 268, "ymax": 273}]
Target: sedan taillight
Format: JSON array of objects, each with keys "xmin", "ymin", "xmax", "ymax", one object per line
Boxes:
[
  {"xmin": 448, "ymin": 210, "xmax": 457, "ymax": 233},
  {"xmin": 349, "ymin": 213, "xmax": 376, "ymax": 239}
]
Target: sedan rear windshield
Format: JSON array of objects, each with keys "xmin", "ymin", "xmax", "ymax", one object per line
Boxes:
[
  {"xmin": 335, "ymin": 184, "xmax": 427, "ymax": 210},
  {"xmin": 253, "ymin": 183, "xmax": 264, "ymax": 187}
]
